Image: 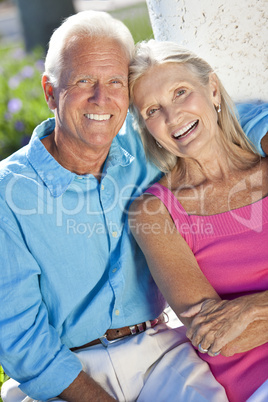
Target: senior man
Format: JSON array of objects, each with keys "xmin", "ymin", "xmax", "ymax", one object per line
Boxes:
[{"xmin": 1, "ymin": 11, "xmax": 267, "ymax": 402}]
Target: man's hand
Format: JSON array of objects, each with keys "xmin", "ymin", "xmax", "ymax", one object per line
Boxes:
[{"xmin": 59, "ymin": 371, "xmax": 116, "ymax": 402}]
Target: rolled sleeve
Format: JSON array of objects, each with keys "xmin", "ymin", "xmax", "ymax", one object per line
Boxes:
[
  {"xmin": 0, "ymin": 217, "xmax": 82, "ymax": 400},
  {"xmin": 236, "ymin": 102, "xmax": 268, "ymax": 156}
]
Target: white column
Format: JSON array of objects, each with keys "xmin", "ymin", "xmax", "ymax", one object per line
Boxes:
[{"xmin": 146, "ymin": 0, "xmax": 268, "ymax": 102}]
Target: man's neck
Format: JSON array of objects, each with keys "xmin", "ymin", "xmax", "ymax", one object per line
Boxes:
[{"xmin": 41, "ymin": 131, "xmax": 110, "ymax": 179}]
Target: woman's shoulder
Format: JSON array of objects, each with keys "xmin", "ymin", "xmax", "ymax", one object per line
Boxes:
[{"xmin": 129, "ymin": 182, "xmax": 170, "ymax": 219}]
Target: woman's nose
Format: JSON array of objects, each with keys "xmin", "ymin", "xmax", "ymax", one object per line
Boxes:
[{"xmin": 165, "ymin": 106, "xmax": 180, "ymax": 125}]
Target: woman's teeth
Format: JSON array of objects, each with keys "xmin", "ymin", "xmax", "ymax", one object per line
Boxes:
[{"xmin": 173, "ymin": 120, "xmax": 198, "ymax": 139}]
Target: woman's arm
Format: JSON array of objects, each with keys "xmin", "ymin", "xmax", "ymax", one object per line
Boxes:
[
  {"xmin": 128, "ymin": 195, "xmax": 221, "ymax": 327},
  {"xmin": 129, "ymin": 195, "xmax": 268, "ymax": 356},
  {"xmin": 222, "ymin": 319, "xmax": 268, "ymax": 356}
]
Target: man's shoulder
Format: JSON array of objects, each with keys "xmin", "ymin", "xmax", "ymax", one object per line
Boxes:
[
  {"xmin": 0, "ymin": 145, "xmax": 31, "ymax": 185},
  {"xmin": 114, "ymin": 112, "xmax": 162, "ymax": 185},
  {"xmin": 116, "ymin": 112, "xmax": 144, "ymax": 155},
  {"xmin": 0, "ymin": 118, "xmax": 54, "ymax": 185}
]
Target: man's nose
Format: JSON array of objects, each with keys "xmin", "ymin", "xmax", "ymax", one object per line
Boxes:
[{"xmin": 89, "ymin": 83, "xmax": 109, "ymax": 105}]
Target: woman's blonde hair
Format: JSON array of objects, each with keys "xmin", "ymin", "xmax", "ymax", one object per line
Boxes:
[{"xmin": 129, "ymin": 40, "xmax": 259, "ymax": 173}]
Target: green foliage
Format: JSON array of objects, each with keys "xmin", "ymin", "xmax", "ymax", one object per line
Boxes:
[
  {"xmin": 112, "ymin": 3, "xmax": 154, "ymax": 43},
  {"xmin": 0, "ymin": 365, "xmax": 9, "ymax": 400},
  {"xmin": 0, "ymin": 44, "xmax": 53, "ymax": 160}
]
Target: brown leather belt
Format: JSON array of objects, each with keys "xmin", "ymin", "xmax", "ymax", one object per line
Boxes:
[{"xmin": 70, "ymin": 314, "xmax": 165, "ymax": 351}]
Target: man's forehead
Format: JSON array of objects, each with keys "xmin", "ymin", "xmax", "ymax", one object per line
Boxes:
[
  {"xmin": 63, "ymin": 35, "xmax": 128, "ymax": 62},
  {"xmin": 59, "ymin": 38, "xmax": 129, "ymax": 84}
]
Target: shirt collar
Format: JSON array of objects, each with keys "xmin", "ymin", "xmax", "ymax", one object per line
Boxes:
[
  {"xmin": 27, "ymin": 118, "xmax": 135, "ymax": 197},
  {"xmin": 104, "ymin": 126, "xmax": 135, "ymax": 171}
]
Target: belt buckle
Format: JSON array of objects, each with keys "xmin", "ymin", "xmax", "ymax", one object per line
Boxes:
[{"xmin": 99, "ymin": 334, "xmax": 128, "ymax": 348}]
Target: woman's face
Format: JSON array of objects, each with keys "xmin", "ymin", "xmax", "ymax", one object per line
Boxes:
[{"xmin": 133, "ymin": 62, "xmax": 221, "ymax": 159}]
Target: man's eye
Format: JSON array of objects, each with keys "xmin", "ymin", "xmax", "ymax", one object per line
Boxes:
[
  {"xmin": 77, "ymin": 79, "xmax": 92, "ymax": 85},
  {"xmin": 110, "ymin": 80, "xmax": 124, "ymax": 87},
  {"xmin": 77, "ymin": 79, "xmax": 94, "ymax": 88}
]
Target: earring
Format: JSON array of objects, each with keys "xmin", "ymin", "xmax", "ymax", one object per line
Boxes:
[
  {"xmin": 217, "ymin": 104, "xmax": 221, "ymax": 113},
  {"xmin": 156, "ymin": 141, "xmax": 162, "ymax": 148}
]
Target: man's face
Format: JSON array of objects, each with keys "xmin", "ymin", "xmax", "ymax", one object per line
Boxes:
[{"xmin": 52, "ymin": 36, "xmax": 130, "ymax": 154}]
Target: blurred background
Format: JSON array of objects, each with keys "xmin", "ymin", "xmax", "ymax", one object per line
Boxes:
[{"xmin": 0, "ymin": 0, "xmax": 154, "ymax": 160}]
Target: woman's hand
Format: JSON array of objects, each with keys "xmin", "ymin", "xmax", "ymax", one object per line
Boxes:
[
  {"xmin": 181, "ymin": 292, "xmax": 268, "ymax": 357},
  {"xmin": 261, "ymin": 131, "xmax": 268, "ymax": 154}
]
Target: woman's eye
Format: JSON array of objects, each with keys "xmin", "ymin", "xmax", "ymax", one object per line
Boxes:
[
  {"xmin": 175, "ymin": 89, "xmax": 186, "ymax": 97},
  {"xmin": 147, "ymin": 107, "xmax": 159, "ymax": 117}
]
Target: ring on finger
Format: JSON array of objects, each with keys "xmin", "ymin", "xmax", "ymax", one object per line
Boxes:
[
  {"xmin": 211, "ymin": 350, "xmax": 221, "ymax": 356},
  {"xmin": 198, "ymin": 343, "xmax": 209, "ymax": 353}
]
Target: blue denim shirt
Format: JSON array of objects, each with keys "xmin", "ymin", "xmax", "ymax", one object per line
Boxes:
[
  {"xmin": 236, "ymin": 102, "xmax": 268, "ymax": 156},
  {"xmin": 0, "ymin": 106, "xmax": 267, "ymax": 399},
  {"xmin": 0, "ymin": 114, "xmax": 164, "ymax": 399}
]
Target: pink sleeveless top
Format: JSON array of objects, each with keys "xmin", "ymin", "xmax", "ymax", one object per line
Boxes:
[{"xmin": 146, "ymin": 183, "xmax": 268, "ymax": 402}]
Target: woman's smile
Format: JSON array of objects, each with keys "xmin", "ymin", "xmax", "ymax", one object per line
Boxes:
[
  {"xmin": 133, "ymin": 62, "xmax": 220, "ymax": 158},
  {"xmin": 172, "ymin": 120, "xmax": 199, "ymax": 140}
]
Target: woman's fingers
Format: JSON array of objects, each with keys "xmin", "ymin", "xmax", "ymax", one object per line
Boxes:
[
  {"xmin": 180, "ymin": 301, "xmax": 204, "ymax": 317},
  {"xmin": 185, "ymin": 297, "xmax": 254, "ymax": 353}
]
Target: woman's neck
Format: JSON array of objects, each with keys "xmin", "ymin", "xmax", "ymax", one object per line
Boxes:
[{"xmin": 174, "ymin": 142, "xmax": 260, "ymax": 186}]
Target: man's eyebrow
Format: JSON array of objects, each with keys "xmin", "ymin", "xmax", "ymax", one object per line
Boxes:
[
  {"xmin": 73, "ymin": 74, "xmax": 128, "ymax": 83},
  {"xmin": 75, "ymin": 74, "xmax": 95, "ymax": 80}
]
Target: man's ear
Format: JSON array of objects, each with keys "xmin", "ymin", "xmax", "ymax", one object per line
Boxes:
[
  {"xmin": 209, "ymin": 72, "xmax": 221, "ymax": 107},
  {"xmin": 42, "ymin": 75, "xmax": 57, "ymax": 110}
]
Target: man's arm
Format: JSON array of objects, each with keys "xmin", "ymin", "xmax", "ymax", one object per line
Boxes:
[
  {"xmin": 59, "ymin": 371, "xmax": 115, "ymax": 402},
  {"xmin": 0, "ymin": 214, "xmax": 82, "ymax": 400},
  {"xmin": 237, "ymin": 102, "xmax": 268, "ymax": 155}
]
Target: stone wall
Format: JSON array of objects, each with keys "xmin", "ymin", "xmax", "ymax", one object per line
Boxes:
[{"xmin": 146, "ymin": 0, "xmax": 268, "ymax": 102}]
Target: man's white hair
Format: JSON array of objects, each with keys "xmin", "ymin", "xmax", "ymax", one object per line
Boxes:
[{"xmin": 44, "ymin": 10, "xmax": 135, "ymax": 86}]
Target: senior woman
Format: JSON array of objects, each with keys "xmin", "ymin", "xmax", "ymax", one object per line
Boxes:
[{"xmin": 128, "ymin": 40, "xmax": 268, "ymax": 402}]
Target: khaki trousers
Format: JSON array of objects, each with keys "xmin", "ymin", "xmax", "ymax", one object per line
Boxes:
[{"xmin": 2, "ymin": 324, "xmax": 228, "ymax": 402}]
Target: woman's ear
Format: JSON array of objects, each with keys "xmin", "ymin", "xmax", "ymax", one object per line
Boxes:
[
  {"xmin": 42, "ymin": 75, "xmax": 57, "ymax": 110},
  {"xmin": 209, "ymin": 72, "xmax": 221, "ymax": 106}
]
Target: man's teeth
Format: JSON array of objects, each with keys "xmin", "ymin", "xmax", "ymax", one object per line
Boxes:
[
  {"xmin": 173, "ymin": 120, "xmax": 198, "ymax": 138},
  {"xmin": 85, "ymin": 114, "xmax": 111, "ymax": 121}
]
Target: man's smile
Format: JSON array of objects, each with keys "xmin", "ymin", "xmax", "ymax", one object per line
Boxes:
[{"xmin": 84, "ymin": 113, "xmax": 112, "ymax": 121}]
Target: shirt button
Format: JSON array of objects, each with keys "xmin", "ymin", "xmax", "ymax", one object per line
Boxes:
[
  {"xmin": 112, "ymin": 268, "xmax": 117, "ymax": 273},
  {"xmin": 115, "ymin": 309, "xmax": 120, "ymax": 316},
  {"xmin": 101, "ymin": 184, "xmax": 105, "ymax": 190},
  {"xmin": 112, "ymin": 231, "xmax": 117, "ymax": 238}
]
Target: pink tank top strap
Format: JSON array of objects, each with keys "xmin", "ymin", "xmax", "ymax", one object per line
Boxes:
[{"xmin": 145, "ymin": 183, "xmax": 195, "ymax": 249}]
